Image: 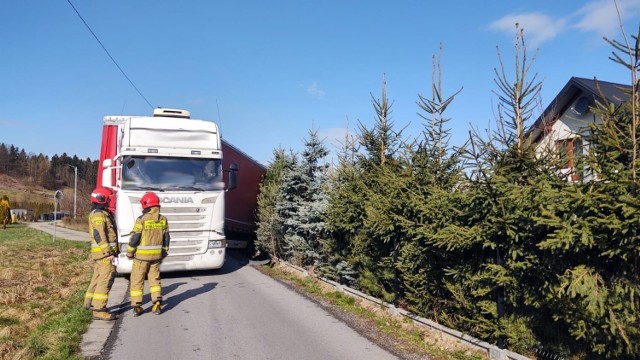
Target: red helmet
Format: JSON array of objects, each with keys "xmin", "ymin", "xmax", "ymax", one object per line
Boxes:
[
  {"xmin": 91, "ymin": 188, "xmax": 113, "ymax": 205},
  {"xmin": 140, "ymin": 192, "xmax": 160, "ymax": 209}
]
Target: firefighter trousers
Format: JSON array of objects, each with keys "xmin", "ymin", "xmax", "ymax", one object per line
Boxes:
[
  {"xmin": 84, "ymin": 258, "xmax": 115, "ymax": 310},
  {"xmin": 129, "ymin": 259, "xmax": 162, "ymax": 306}
]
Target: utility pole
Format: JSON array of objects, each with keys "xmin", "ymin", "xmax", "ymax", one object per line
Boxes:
[
  {"xmin": 68, "ymin": 165, "xmax": 78, "ymax": 219},
  {"xmin": 53, "ymin": 190, "xmax": 63, "ymax": 241}
]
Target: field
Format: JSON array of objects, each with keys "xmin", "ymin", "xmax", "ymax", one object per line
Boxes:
[
  {"xmin": 0, "ymin": 175, "xmax": 53, "ymax": 206},
  {"xmin": 0, "ymin": 223, "xmax": 92, "ymax": 360}
]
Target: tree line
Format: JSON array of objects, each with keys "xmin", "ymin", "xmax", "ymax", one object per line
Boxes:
[
  {"xmin": 0, "ymin": 143, "xmax": 98, "ymax": 217},
  {"xmin": 0, "ymin": 143, "xmax": 97, "ymax": 190},
  {"xmin": 254, "ymin": 26, "xmax": 640, "ymax": 359}
]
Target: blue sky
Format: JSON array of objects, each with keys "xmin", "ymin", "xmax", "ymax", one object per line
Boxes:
[{"xmin": 2, "ymin": 1, "xmax": 640, "ymax": 166}]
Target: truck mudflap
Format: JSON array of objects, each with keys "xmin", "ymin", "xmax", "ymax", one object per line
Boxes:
[{"xmin": 115, "ymin": 248, "xmax": 226, "ymax": 273}]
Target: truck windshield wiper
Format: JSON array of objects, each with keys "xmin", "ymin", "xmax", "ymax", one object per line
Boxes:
[
  {"xmin": 160, "ymin": 184, "xmax": 208, "ymax": 191},
  {"xmin": 186, "ymin": 186, "xmax": 208, "ymax": 191},
  {"xmin": 127, "ymin": 186, "xmax": 165, "ymax": 192}
]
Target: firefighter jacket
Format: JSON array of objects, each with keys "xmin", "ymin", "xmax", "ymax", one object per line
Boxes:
[
  {"xmin": 88, "ymin": 207, "xmax": 118, "ymax": 260},
  {"xmin": 126, "ymin": 206, "xmax": 170, "ymax": 262}
]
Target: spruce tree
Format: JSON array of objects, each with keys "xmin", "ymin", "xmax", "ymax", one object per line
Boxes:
[
  {"xmin": 395, "ymin": 44, "xmax": 467, "ymax": 317},
  {"xmin": 255, "ymin": 148, "xmax": 289, "ymax": 259},
  {"xmin": 274, "ymin": 129, "xmax": 329, "ymax": 266},
  {"xmin": 324, "ymin": 121, "xmax": 364, "ymax": 284},
  {"xmin": 351, "ymin": 75, "xmax": 407, "ymax": 302},
  {"xmin": 296, "ymin": 128, "xmax": 330, "ymax": 267},
  {"xmin": 536, "ymin": 26, "xmax": 640, "ymax": 358},
  {"xmin": 444, "ymin": 25, "xmax": 562, "ymax": 352}
]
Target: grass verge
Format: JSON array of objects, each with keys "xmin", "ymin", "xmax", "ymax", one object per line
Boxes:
[
  {"xmin": 257, "ymin": 263, "xmax": 486, "ymax": 360},
  {"xmin": 0, "ymin": 224, "xmax": 92, "ymax": 360}
]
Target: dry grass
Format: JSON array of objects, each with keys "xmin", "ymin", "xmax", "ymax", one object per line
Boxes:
[
  {"xmin": 60, "ymin": 217, "xmax": 89, "ymax": 233},
  {"xmin": 0, "ymin": 181, "xmax": 52, "ymax": 208},
  {"xmin": 0, "ymin": 224, "xmax": 92, "ymax": 360}
]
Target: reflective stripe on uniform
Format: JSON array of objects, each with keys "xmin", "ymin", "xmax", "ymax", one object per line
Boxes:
[
  {"xmin": 92, "ymin": 242, "xmax": 117, "ymax": 250},
  {"xmin": 136, "ymin": 249, "xmax": 162, "ymax": 255},
  {"xmin": 150, "ymin": 285, "xmax": 161, "ymax": 294},
  {"xmin": 85, "ymin": 292, "xmax": 94, "ymax": 298},
  {"xmin": 136, "ymin": 245, "xmax": 162, "ymax": 255},
  {"xmin": 130, "ymin": 289, "xmax": 143, "ymax": 297},
  {"xmin": 93, "ymin": 292, "xmax": 109, "ymax": 301}
]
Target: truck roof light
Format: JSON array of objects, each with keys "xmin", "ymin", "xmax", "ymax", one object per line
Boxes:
[
  {"xmin": 191, "ymin": 150, "xmax": 201, "ymax": 155},
  {"xmin": 148, "ymin": 148, "xmax": 158, "ymax": 153},
  {"xmin": 153, "ymin": 108, "xmax": 191, "ymax": 119}
]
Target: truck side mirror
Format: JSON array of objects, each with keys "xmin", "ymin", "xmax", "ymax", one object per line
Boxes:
[
  {"xmin": 101, "ymin": 159, "xmax": 113, "ymax": 188},
  {"xmin": 227, "ymin": 163, "xmax": 238, "ymax": 190}
]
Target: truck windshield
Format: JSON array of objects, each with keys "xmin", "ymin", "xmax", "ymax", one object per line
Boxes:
[{"xmin": 121, "ymin": 156, "xmax": 224, "ymax": 191}]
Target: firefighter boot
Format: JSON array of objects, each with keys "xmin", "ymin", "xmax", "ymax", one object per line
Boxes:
[
  {"xmin": 152, "ymin": 301, "xmax": 162, "ymax": 315},
  {"xmin": 133, "ymin": 306, "xmax": 143, "ymax": 317},
  {"xmin": 92, "ymin": 310, "xmax": 116, "ymax": 321}
]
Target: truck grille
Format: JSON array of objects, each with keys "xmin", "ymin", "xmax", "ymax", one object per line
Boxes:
[
  {"xmin": 165, "ymin": 214, "xmax": 207, "ymax": 221},
  {"xmin": 164, "ymin": 255, "xmax": 193, "ymax": 262},
  {"xmin": 169, "ymin": 223, "xmax": 205, "ymax": 229},
  {"xmin": 172, "ymin": 232, "xmax": 204, "ymax": 238},
  {"xmin": 135, "ymin": 204, "xmax": 218, "ymax": 256},
  {"xmin": 165, "ymin": 207, "xmax": 207, "ymax": 213},
  {"xmin": 169, "ymin": 247, "xmax": 205, "ymax": 254}
]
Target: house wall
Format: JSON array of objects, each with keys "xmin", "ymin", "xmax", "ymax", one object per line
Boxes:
[
  {"xmin": 534, "ymin": 107, "xmax": 598, "ymax": 182},
  {"xmin": 9, "ymin": 209, "xmax": 32, "ymax": 223}
]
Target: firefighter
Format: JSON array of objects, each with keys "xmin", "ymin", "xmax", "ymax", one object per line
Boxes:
[
  {"xmin": 84, "ymin": 187, "xmax": 119, "ymax": 321},
  {"xmin": 127, "ymin": 192, "xmax": 170, "ymax": 316}
]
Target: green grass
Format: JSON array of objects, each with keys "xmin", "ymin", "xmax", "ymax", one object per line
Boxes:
[{"xmin": 0, "ymin": 223, "xmax": 92, "ymax": 359}]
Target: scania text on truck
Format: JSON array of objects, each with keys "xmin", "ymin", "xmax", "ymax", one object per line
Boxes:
[{"xmin": 97, "ymin": 108, "xmax": 241, "ymax": 273}]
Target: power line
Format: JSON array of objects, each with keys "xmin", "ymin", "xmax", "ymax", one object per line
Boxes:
[{"xmin": 66, "ymin": 0, "xmax": 154, "ymax": 109}]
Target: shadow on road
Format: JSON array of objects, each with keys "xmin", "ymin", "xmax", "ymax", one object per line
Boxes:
[
  {"xmin": 162, "ymin": 282, "xmax": 218, "ymax": 312},
  {"xmin": 114, "ymin": 254, "xmax": 248, "ymax": 312}
]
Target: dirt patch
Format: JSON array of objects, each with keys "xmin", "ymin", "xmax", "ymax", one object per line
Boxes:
[{"xmin": 0, "ymin": 174, "xmax": 24, "ymax": 189}]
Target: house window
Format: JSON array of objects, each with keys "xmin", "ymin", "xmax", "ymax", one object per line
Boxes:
[{"xmin": 556, "ymin": 138, "xmax": 583, "ymax": 181}]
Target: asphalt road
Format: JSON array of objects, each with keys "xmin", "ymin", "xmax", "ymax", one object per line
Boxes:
[
  {"xmin": 27, "ymin": 222, "xmax": 398, "ymax": 360},
  {"xmin": 27, "ymin": 220, "xmax": 88, "ymax": 241},
  {"xmin": 105, "ymin": 256, "xmax": 398, "ymax": 360}
]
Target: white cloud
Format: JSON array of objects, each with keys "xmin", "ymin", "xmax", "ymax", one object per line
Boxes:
[
  {"xmin": 573, "ymin": 0, "xmax": 640, "ymax": 38},
  {"xmin": 307, "ymin": 82, "xmax": 325, "ymax": 97},
  {"xmin": 489, "ymin": 13, "xmax": 566, "ymax": 47}
]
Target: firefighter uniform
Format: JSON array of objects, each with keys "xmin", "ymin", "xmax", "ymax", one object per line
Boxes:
[
  {"xmin": 127, "ymin": 204, "xmax": 170, "ymax": 316},
  {"xmin": 84, "ymin": 201, "xmax": 119, "ymax": 321}
]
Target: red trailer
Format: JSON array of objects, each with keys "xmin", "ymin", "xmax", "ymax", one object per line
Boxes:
[{"xmin": 222, "ymin": 140, "xmax": 266, "ymax": 247}]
